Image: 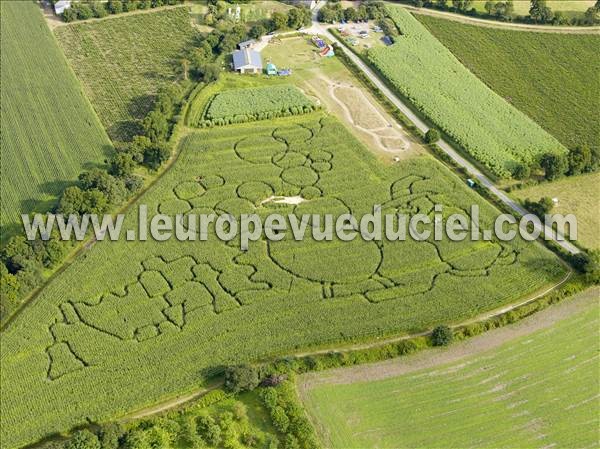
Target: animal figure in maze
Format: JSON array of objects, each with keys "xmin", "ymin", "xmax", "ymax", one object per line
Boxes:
[{"xmin": 45, "ymin": 255, "xmax": 269, "ymax": 380}]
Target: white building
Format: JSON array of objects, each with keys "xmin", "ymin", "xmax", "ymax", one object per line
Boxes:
[{"xmin": 54, "ymin": 0, "xmax": 72, "ymax": 15}]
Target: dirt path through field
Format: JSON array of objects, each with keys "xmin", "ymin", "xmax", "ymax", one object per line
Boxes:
[
  {"xmin": 298, "ymin": 286, "xmax": 599, "ymax": 389},
  {"xmin": 404, "ymin": 5, "xmax": 600, "ymax": 34},
  {"xmin": 304, "ymin": 75, "xmax": 422, "ymax": 160}
]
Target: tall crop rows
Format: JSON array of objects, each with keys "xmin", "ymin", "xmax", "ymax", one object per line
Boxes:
[
  {"xmin": 195, "ymin": 85, "xmax": 318, "ymax": 127},
  {"xmin": 0, "ymin": 115, "xmax": 565, "ymax": 448},
  {"xmin": 368, "ymin": 7, "xmax": 567, "ymax": 178},
  {"xmin": 54, "ymin": 7, "xmax": 195, "ymax": 141},
  {"xmin": 0, "ymin": 2, "xmax": 111, "ymax": 233}
]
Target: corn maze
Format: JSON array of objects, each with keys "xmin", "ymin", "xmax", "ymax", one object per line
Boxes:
[{"xmin": 1, "ymin": 115, "xmax": 565, "ymax": 448}]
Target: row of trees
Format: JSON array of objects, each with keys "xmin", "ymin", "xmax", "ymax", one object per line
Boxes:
[
  {"xmin": 318, "ymin": 1, "xmax": 387, "ymax": 23},
  {"xmin": 408, "ymin": 0, "xmax": 600, "ymax": 25},
  {"xmin": 61, "ymin": 0, "xmax": 184, "ymax": 22},
  {"xmin": 199, "ymin": 1, "xmax": 311, "ymax": 31}
]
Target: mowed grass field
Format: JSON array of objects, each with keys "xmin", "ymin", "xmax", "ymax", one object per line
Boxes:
[
  {"xmin": 54, "ymin": 7, "xmax": 196, "ymax": 141},
  {"xmin": 418, "ymin": 15, "xmax": 600, "ymax": 153},
  {"xmin": 513, "ymin": 172, "xmax": 600, "ymax": 249},
  {"xmin": 0, "ymin": 112, "xmax": 565, "ymax": 448},
  {"xmin": 302, "ymin": 291, "xmax": 599, "ymax": 449},
  {"xmin": 0, "ymin": 1, "xmax": 111, "ymax": 236}
]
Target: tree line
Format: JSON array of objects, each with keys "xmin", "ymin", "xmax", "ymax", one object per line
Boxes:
[
  {"xmin": 57, "ymin": 0, "xmax": 185, "ymax": 23},
  {"xmin": 406, "ymin": 0, "xmax": 600, "ymax": 26}
]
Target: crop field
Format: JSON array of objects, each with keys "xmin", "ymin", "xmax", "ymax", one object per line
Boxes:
[
  {"xmin": 418, "ymin": 15, "xmax": 600, "ymax": 153},
  {"xmin": 513, "ymin": 172, "xmax": 600, "ymax": 250},
  {"xmin": 54, "ymin": 7, "xmax": 196, "ymax": 141},
  {"xmin": 0, "ymin": 114, "xmax": 565, "ymax": 447},
  {"xmin": 302, "ymin": 294, "xmax": 599, "ymax": 448},
  {"xmin": 367, "ymin": 7, "xmax": 567, "ymax": 178},
  {"xmin": 195, "ymin": 85, "xmax": 317, "ymax": 126},
  {"xmin": 0, "ymin": 1, "xmax": 111, "ymax": 235}
]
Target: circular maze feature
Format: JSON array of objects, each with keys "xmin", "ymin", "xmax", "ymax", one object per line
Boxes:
[
  {"xmin": 273, "ymin": 151, "xmax": 307, "ymax": 169},
  {"xmin": 235, "ymin": 135, "xmax": 287, "ymax": 164},
  {"xmin": 199, "ymin": 175, "xmax": 225, "ymax": 190},
  {"xmin": 300, "ymin": 185, "xmax": 322, "ymax": 200},
  {"xmin": 281, "ymin": 166, "xmax": 319, "ymax": 187},
  {"xmin": 174, "ymin": 181, "xmax": 205, "ymax": 200},
  {"xmin": 158, "ymin": 199, "xmax": 192, "ymax": 215},
  {"xmin": 237, "ymin": 181, "xmax": 274, "ymax": 205},
  {"xmin": 269, "ymin": 237, "xmax": 382, "ymax": 284}
]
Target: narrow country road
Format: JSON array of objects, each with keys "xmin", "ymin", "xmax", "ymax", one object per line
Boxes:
[{"xmin": 307, "ymin": 2, "xmax": 579, "ymax": 255}]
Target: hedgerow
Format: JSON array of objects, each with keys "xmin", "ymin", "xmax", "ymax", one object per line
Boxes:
[
  {"xmin": 194, "ymin": 85, "xmax": 318, "ymax": 127},
  {"xmin": 367, "ymin": 6, "xmax": 567, "ymax": 178}
]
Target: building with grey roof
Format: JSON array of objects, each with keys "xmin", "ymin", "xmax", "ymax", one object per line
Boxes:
[{"xmin": 232, "ymin": 48, "xmax": 263, "ymax": 74}]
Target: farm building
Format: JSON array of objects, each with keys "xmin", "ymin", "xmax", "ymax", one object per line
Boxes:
[
  {"xmin": 54, "ymin": 0, "xmax": 71, "ymax": 14},
  {"xmin": 232, "ymin": 48, "xmax": 263, "ymax": 74}
]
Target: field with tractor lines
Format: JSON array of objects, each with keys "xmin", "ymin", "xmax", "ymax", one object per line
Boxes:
[
  {"xmin": 418, "ymin": 14, "xmax": 600, "ymax": 153},
  {"xmin": 0, "ymin": 1, "xmax": 111, "ymax": 236},
  {"xmin": 301, "ymin": 290, "xmax": 599, "ymax": 448},
  {"xmin": 368, "ymin": 6, "xmax": 567, "ymax": 178},
  {"xmin": 54, "ymin": 7, "xmax": 196, "ymax": 141}
]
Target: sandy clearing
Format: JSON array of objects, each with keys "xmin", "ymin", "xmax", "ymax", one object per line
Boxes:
[
  {"xmin": 260, "ymin": 195, "xmax": 307, "ymax": 206},
  {"xmin": 299, "ymin": 286, "xmax": 598, "ymax": 388}
]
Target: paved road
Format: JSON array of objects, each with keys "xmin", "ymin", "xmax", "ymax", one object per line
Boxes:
[{"xmin": 306, "ymin": 4, "xmax": 579, "ymax": 255}]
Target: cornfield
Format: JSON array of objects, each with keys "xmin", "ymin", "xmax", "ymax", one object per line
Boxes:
[{"xmin": 368, "ymin": 7, "xmax": 567, "ymax": 178}]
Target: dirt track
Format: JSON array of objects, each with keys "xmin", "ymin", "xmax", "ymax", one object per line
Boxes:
[{"xmin": 299, "ymin": 286, "xmax": 599, "ymax": 388}]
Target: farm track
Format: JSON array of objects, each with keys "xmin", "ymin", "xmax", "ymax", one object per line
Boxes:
[
  {"xmin": 297, "ymin": 286, "xmax": 599, "ymax": 389},
  {"xmin": 110, "ymin": 269, "xmax": 574, "ymax": 421},
  {"xmin": 402, "ymin": 4, "xmax": 600, "ymax": 34}
]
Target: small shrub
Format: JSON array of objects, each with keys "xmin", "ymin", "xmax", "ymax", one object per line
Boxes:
[{"xmin": 431, "ymin": 325, "xmax": 453, "ymax": 346}]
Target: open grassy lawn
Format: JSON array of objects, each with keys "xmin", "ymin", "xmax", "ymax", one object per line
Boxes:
[
  {"xmin": 472, "ymin": 0, "xmax": 596, "ymax": 17},
  {"xmin": 0, "ymin": 112, "xmax": 565, "ymax": 448},
  {"xmin": 512, "ymin": 173, "xmax": 600, "ymax": 250},
  {"xmin": 418, "ymin": 14, "xmax": 600, "ymax": 153},
  {"xmin": 0, "ymin": 1, "xmax": 111, "ymax": 237},
  {"xmin": 369, "ymin": 7, "xmax": 567, "ymax": 178},
  {"xmin": 302, "ymin": 292, "xmax": 599, "ymax": 448},
  {"xmin": 54, "ymin": 7, "xmax": 196, "ymax": 141}
]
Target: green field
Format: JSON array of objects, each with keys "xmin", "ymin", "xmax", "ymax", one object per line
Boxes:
[
  {"xmin": 197, "ymin": 85, "xmax": 316, "ymax": 126},
  {"xmin": 418, "ymin": 15, "xmax": 600, "ymax": 153},
  {"xmin": 367, "ymin": 7, "xmax": 567, "ymax": 178},
  {"xmin": 513, "ymin": 172, "xmax": 600, "ymax": 250},
  {"xmin": 0, "ymin": 113, "xmax": 565, "ymax": 447},
  {"xmin": 302, "ymin": 293, "xmax": 599, "ymax": 448},
  {"xmin": 0, "ymin": 1, "xmax": 111, "ymax": 236},
  {"xmin": 54, "ymin": 7, "xmax": 196, "ymax": 141}
]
